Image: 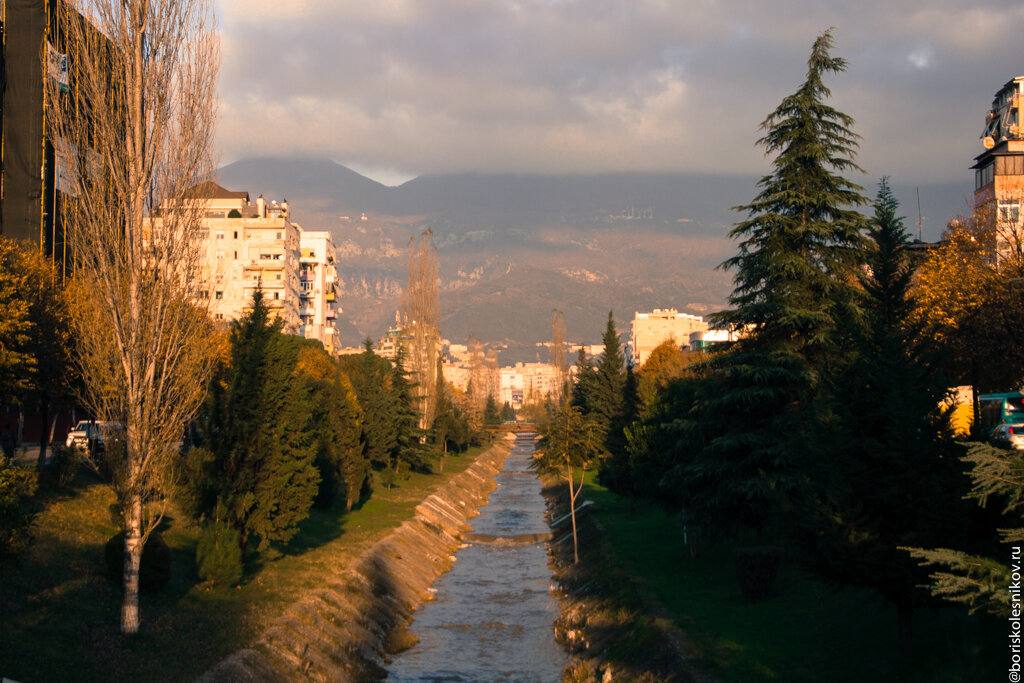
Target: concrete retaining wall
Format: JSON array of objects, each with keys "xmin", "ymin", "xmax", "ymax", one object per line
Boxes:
[{"xmin": 197, "ymin": 438, "xmax": 512, "ymax": 683}]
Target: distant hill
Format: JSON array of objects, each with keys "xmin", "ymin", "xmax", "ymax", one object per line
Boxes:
[{"xmin": 218, "ymin": 157, "xmax": 971, "ymax": 352}]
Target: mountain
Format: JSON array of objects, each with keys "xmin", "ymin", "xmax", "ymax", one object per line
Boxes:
[{"xmin": 218, "ymin": 158, "xmax": 971, "ymax": 352}]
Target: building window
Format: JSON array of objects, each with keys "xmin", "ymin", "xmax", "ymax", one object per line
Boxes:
[
  {"xmin": 274, "ymin": 292, "xmax": 279, "ymax": 300},
  {"xmin": 976, "ymin": 162, "xmax": 995, "ymax": 190},
  {"xmin": 999, "ymin": 199, "xmax": 1021, "ymax": 224},
  {"xmin": 215, "ymin": 250, "xmax": 223, "ymax": 260},
  {"xmin": 276, "ymin": 232, "xmax": 282, "ymax": 240},
  {"xmin": 215, "ymin": 313, "xmax": 223, "ymax": 320},
  {"xmin": 215, "ymin": 291, "xmax": 223, "ymax": 300},
  {"xmin": 233, "ymin": 231, "xmax": 238, "ymax": 239},
  {"xmin": 233, "ymin": 251, "xmax": 238, "ymax": 259},
  {"xmin": 276, "ymin": 274, "xmax": 282, "ymax": 280},
  {"xmin": 215, "ymin": 231, "xmax": 224, "ymax": 239}
]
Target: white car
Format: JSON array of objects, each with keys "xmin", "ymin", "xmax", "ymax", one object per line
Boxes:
[
  {"xmin": 65, "ymin": 421, "xmax": 123, "ymax": 453},
  {"xmin": 989, "ymin": 422, "xmax": 1024, "ymax": 451}
]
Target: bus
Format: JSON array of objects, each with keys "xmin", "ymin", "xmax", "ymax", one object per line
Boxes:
[{"xmin": 978, "ymin": 392, "xmax": 1024, "ymax": 433}]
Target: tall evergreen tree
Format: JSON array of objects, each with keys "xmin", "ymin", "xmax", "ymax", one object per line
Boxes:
[
  {"xmin": 390, "ymin": 347, "xmax": 428, "ymax": 474},
  {"xmin": 198, "ymin": 289, "xmax": 320, "ymax": 551},
  {"xmin": 593, "ymin": 312, "xmax": 627, "ymax": 433},
  {"xmin": 341, "ymin": 340, "xmax": 399, "ymax": 470},
  {"xmin": 667, "ymin": 30, "xmax": 867, "ymax": 537},
  {"xmin": 570, "ymin": 347, "xmax": 597, "ymax": 413},
  {"xmin": 795, "ymin": 179, "xmax": 969, "ymax": 651}
]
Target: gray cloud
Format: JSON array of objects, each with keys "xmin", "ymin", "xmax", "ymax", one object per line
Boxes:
[{"xmin": 215, "ymin": 0, "xmax": 1024, "ymax": 184}]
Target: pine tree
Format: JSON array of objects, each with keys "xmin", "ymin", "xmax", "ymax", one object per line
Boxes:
[
  {"xmin": 483, "ymin": 395, "xmax": 502, "ymax": 428},
  {"xmin": 571, "ymin": 348, "xmax": 597, "ymax": 415},
  {"xmin": 390, "ymin": 347, "xmax": 428, "ymax": 475},
  {"xmin": 669, "ymin": 29, "xmax": 868, "ymax": 538},
  {"xmin": 592, "ymin": 312, "xmax": 626, "ymax": 433},
  {"xmin": 795, "ymin": 180, "xmax": 969, "ymax": 651},
  {"xmin": 341, "ymin": 340, "xmax": 399, "ymax": 470},
  {"xmin": 905, "ymin": 442, "xmax": 1021, "ymax": 618}
]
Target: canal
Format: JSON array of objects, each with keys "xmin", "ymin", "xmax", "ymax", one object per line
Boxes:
[{"xmin": 386, "ymin": 432, "xmax": 567, "ymax": 682}]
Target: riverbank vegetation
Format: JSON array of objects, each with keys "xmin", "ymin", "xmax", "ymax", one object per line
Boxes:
[
  {"xmin": 0, "ymin": 441, "xmax": 488, "ymax": 682},
  {"xmin": 584, "ymin": 474, "xmax": 1001, "ymax": 682},
  {"xmin": 537, "ymin": 30, "xmax": 1013, "ymax": 679}
]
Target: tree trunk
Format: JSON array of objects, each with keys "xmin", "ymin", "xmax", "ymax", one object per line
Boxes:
[
  {"xmin": 121, "ymin": 492, "xmax": 144, "ymax": 634},
  {"xmin": 567, "ymin": 465, "xmax": 581, "ymax": 564},
  {"xmin": 970, "ymin": 360, "xmax": 981, "ymax": 440},
  {"xmin": 36, "ymin": 394, "xmax": 49, "ymax": 471}
]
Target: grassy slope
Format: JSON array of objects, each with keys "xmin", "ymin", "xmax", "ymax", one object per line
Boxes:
[
  {"xmin": 0, "ymin": 445, "xmax": 488, "ymax": 683},
  {"xmin": 583, "ymin": 474, "xmax": 1002, "ymax": 683}
]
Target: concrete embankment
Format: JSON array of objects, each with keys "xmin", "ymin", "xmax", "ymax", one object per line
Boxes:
[{"xmin": 197, "ymin": 437, "xmax": 512, "ymax": 683}]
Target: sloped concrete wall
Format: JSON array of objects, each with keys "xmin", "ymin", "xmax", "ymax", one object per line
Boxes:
[{"xmin": 197, "ymin": 438, "xmax": 512, "ymax": 683}]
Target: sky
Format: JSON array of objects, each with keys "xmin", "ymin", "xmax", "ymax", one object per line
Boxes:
[{"xmin": 214, "ymin": 0, "xmax": 1024, "ymax": 187}]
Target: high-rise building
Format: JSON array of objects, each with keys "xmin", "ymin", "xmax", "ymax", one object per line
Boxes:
[
  {"xmin": 188, "ymin": 182, "xmax": 340, "ymax": 351},
  {"xmin": 299, "ymin": 231, "xmax": 341, "ymax": 353},
  {"xmin": 972, "ymin": 76, "xmax": 1024, "ymax": 246},
  {"xmin": 1, "ymin": 0, "xmax": 82, "ymax": 272}
]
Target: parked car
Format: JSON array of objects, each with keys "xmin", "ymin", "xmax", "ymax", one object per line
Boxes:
[
  {"xmin": 65, "ymin": 421, "xmax": 123, "ymax": 454},
  {"xmin": 990, "ymin": 422, "xmax": 1024, "ymax": 451}
]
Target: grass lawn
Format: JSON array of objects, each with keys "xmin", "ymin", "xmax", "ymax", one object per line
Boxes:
[
  {"xmin": 583, "ymin": 474, "xmax": 1002, "ymax": 683},
  {"xmin": 0, "ymin": 444, "xmax": 491, "ymax": 683}
]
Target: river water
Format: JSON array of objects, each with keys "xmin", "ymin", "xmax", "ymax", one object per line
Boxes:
[{"xmin": 386, "ymin": 433, "xmax": 567, "ymax": 682}]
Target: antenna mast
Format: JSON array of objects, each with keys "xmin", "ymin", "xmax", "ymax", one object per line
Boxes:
[{"xmin": 916, "ymin": 187, "xmax": 923, "ymax": 242}]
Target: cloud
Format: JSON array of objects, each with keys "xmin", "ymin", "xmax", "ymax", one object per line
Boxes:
[{"xmin": 214, "ymin": 0, "xmax": 1024, "ymax": 183}]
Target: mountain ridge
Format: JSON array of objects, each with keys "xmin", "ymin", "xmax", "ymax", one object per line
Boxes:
[{"xmin": 217, "ymin": 157, "xmax": 971, "ymax": 351}]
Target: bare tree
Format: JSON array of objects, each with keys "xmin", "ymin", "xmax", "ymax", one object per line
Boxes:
[
  {"xmin": 401, "ymin": 229, "xmax": 440, "ymax": 431},
  {"xmin": 467, "ymin": 334, "xmax": 487, "ymax": 410},
  {"xmin": 46, "ymin": 0, "xmax": 219, "ymax": 634}
]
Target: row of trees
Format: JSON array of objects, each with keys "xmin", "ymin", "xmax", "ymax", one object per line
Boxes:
[
  {"xmin": 176, "ymin": 288, "xmax": 473, "ymax": 584},
  {"xmin": 545, "ymin": 30, "xmax": 1018, "ymax": 652}
]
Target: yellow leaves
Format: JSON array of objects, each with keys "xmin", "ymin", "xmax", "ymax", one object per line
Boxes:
[{"xmin": 294, "ymin": 345, "xmax": 335, "ymax": 382}]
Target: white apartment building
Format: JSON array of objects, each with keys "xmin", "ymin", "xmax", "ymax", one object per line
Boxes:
[
  {"xmin": 192, "ymin": 183, "xmax": 339, "ymax": 351},
  {"xmin": 299, "ymin": 231, "xmax": 341, "ymax": 353},
  {"xmin": 499, "ymin": 362, "xmax": 564, "ymax": 408},
  {"xmin": 631, "ymin": 309, "xmax": 708, "ymax": 367}
]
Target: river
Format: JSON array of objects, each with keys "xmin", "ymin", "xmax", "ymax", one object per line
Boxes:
[{"xmin": 385, "ymin": 432, "xmax": 567, "ymax": 682}]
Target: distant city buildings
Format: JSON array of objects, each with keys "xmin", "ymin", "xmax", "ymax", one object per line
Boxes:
[{"xmin": 630, "ymin": 309, "xmax": 708, "ymax": 366}]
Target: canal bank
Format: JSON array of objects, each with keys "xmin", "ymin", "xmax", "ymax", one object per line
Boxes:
[
  {"xmin": 198, "ymin": 436, "xmax": 514, "ymax": 682},
  {"xmin": 542, "ymin": 474, "xmax": 711, "ymax": 683}
]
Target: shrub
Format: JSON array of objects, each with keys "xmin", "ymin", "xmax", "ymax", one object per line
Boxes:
[
  {"xmin": 196, "ymin": 520, "xmax": 243, "ymax": 586},
  {"xmin": 49, "ymin": 444, "xmax": 81, "ymax": 487},
  {"xmin": 734, "ymin": 545, "xmax": 783, "ymax": 602},
  {"xmin": 104, "ymin": 531, "xmax": 172, "ymax": 592},
  {"xmin": 0, "ymin": 464, "xmax": 38, "ymax": 565}
]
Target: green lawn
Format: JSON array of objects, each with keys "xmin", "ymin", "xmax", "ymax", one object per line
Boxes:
[
  {"xmin": 0, "ymin": 445, "xmax": 490, "ymax": 683},
  {"xmin": 583, "ymin": 474, "xmax": 1001, "ymax": 683}
]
